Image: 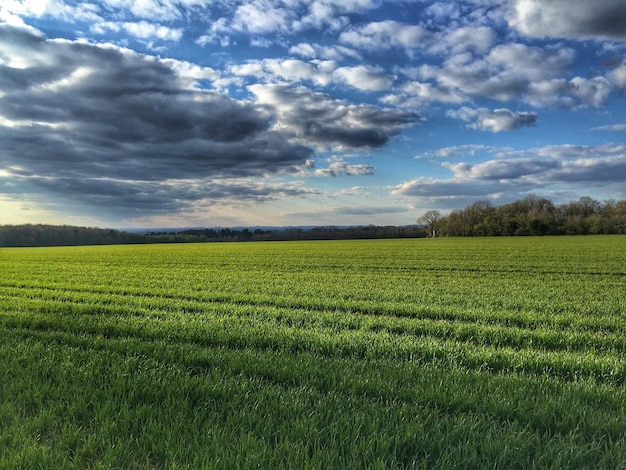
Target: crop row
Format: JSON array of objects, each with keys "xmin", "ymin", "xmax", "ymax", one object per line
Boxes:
[
  {"xmin": 1, "ymin": 303, "xmax": 624, "ymax": 383},
  {"xmin": 3, "ymin": 326, "xmax": 624, "ymax": 469},
  {"xmin": 1, "ymin": 285, "xmax": 625, "ymax": 350},
  {"xmin": 1, "ymin": 278, "xmax": 622, "ymax": 327}
]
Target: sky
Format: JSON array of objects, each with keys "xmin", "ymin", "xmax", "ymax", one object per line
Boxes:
[{"xmin": 1, "ymin": 0, "xmax": 625, "ymax": 229}]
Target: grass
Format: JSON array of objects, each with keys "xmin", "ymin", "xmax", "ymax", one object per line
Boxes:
[{"xmin": 1, "ymin": 236, "xmax": 625, "ymax": 468}]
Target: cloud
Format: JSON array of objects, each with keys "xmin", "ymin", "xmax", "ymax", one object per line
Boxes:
[
  {"xmin": 0, "ymin": 24, "xmax": 314, "ymax": 216},
  {"xmin": 382, "ymin": 80, "xmax": 464, "ymax": 107},
  {"xmin": 231, "ymin": 59, "xmax": 394, "ymax": 92},
  {"xmin": 393, "ymin": 143, "xmax": 626, "ymax": 207},
  {"xmin": 97, "ymin": 0, "xmax": 202, "ymax": 22},
  {"xmin": 412, "ymin": 42, "xmax": 622, "ymax": 108},
  {"xmin": 3, "ymin": 173, "xmax": 321, "ymax": 218},
  {"xmin": 593, "ymin": 123, "xmax": 626, "ymax": 132},
  {"xmin": 228, "ymin": 0, "xmax": 378, "ymax": 36},
  {"xmin": 530, "ymin": 143, "xmax": 626, "ymax": 159},
  {"xmin": 507, "ymin": 0, "xmax": 626, "ymax": 41},
  {"xmin": 333, "ymin": 205, "xmax": 408, "ymax": 216},
  {"xmin": 249, "ymin": 84, "xmax": 420, "ymax": 150},
  {"xmin": 609, "ymin": 64, "xmax": 626, "ymax": 87},
  {"xmin": 4, "ymin": 0, "xmax": 626, "ymax": 226},
  {"xmin": 232, "ymin": 1, "xmax": 296, "ymax": 35},
  {"xmin": 433, "ymin": 145, "xmax": 496, "ymax": 158},
  {"xmin": 0, "ymin": 0, "xmax": 102, "ymax": 23},
  {"xmin": 1, "ymin": 0, "xmax": 212, "ymax": 24},
  {"xmin": 446, "ymin": 150, "xmax": 626, "ymax": 184},
  {"xmin": 284, "ymin": 204, "xmax": 409, "ymax": 220},
  {"xmin": 91, "ymin": 20, "xmax": 184, "ymax": 41},
  {"xmin": 339, "ymin": 20, "xmax": 430, "ymax": 53},
  {"xmin": 333, "ymin": 186, "xmax": 367, "ymax": 196},
  {"xmin": 443, "ymin": 158, "xmax": 559, "ymax": 180},
  {"xmin": 289, "ymin": 42, "xmax": 362, "ymax": 61},
  {"xmin": 392, "ymin": 177, "xmax": 528, "ymax": 201},
  {"xmin": 231, "ymin": 58, "xmax": 337, "ymax": 87},
  {"xmin": 448, "ymin": 107, "xmax": 537, "ymax": 132},
  {"xmin": 304, "ymin": 157, "xmax": 375, "ymax": 177},
  {"xmin": 569, "ymin": 76, "xmax": 613, "ymax": 107},
  {"xmin": 429, "ymin": 26, "xmax": 495, "ymax": 55},
  {"xmin": 294, "ymin": 0, "xmax": 377, "ymax": 31},
  {"xmin": 332, "ymin": 65, "xmax": 394, "ymax": 91}
]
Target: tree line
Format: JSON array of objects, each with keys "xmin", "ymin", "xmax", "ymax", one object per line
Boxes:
[
  {"xmin": 0, "ymin": 224, "xmax": 427, "ymax": 247},
  {"xmin": 419, "ymin": 195, "xmax": 626, "ymax": 237},
  {"xmin": 0, "ymin": 225, "xmax": 147, "ymax": 247},
  {"xmin": 2, "ymin": 195, "xmax": 624, "ymax": 247},
  {"xmin": 147, "ymin": 224, "xmax": 426, "ymax": 242}
]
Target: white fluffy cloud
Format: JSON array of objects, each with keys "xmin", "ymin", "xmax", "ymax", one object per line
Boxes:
[
  {"xmin": 230, "ymin": 59, "xmax": 395, "ymax": 91},
  {"xmin": 231, "ymin": 58, "xmax": 336, "ymax": 86},
  {"xmin": 332, "ymin": 65, "xmax": 394, "ymax": 91},
  {"xmin": 339, "ymin": 20, "xmax": 429, "ymax": 53},
  {"xmin": 382, "ymin": 80, "xmax": 464, "ymax": 107},
  {"xmin": 232, "ymin": 1, "xmax": 296, "ymax": 34},
  {"xmin": 0, "ymin": 0, "xmax": 102, "ymax": 22},
  {"xmin": 92, "ymin": 20, "xmax": 183, "ymax": 41},
  {"xmin": 227, "ymin": 0, "xmax": 378, "ymax": 36},
  {"xmin": 608, "ymin": 64, "xmax": 626, "ymax": 87}
]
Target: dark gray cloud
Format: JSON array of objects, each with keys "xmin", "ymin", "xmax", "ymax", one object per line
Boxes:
[
  {"xmin": 4, "ymin": 172, "xmax": 320, "ymax": 218},
  {"xmin": 507, "ymin": 0, "xmax": 626, "ymax": 41},
  {"xmin": 249, "ymin": 84, "xmax": 421, "ymax": 150},
  {"xmin": 0, "ymin": 24, "xmax": 315, "ymax": 215}
]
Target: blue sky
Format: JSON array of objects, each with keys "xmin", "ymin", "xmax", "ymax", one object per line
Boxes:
[{"xmin": 1, "ymin": 0, "xmax": 625, "ymax": 228}]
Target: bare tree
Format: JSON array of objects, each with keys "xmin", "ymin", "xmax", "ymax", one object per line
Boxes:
[{"xmin": 418, "ymin": 210, "xmax": 441, "ymax": 237}]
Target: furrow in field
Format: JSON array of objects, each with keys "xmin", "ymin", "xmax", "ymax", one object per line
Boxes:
[
  {"xmin": 1, "ymin": 308, "xmax": 624, "ymax": 384},
  {"xmin": 1, "ymin": 283, "xmax": 624, "ymax": 336},
  {"xmin": 2, "ymin": 293, "xmax": 626, "ymax": 355},
  {"xmin": 3, "ymin": 326, "xmax": 624, "ymax": 450}
]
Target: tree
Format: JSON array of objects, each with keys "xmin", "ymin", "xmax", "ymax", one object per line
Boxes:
[
  {"xmin": 615, "ymin": 200, "xmax": 626, "ymax": 234},
  {"xmin": 431, "ymin": 195, "xmax": 626, "ymax": 237},
  {"xmin": 417, "ymin": 210, "xmax": 441, "ymax": 237}
]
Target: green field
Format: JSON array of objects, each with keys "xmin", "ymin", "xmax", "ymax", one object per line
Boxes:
[{"xmin": 1, "ymin": 236, "xmax": 625, "ymax": 468}]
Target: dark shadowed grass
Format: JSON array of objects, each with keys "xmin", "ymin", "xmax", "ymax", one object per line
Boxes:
[{"xmin": 1, "ymin": 236, "xmax": 625, "ymax": 468}]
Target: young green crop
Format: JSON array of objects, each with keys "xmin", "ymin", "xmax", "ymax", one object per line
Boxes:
[{"xmin": 1, "ymin": 236, "xmax": 625, "ymax": 468}]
